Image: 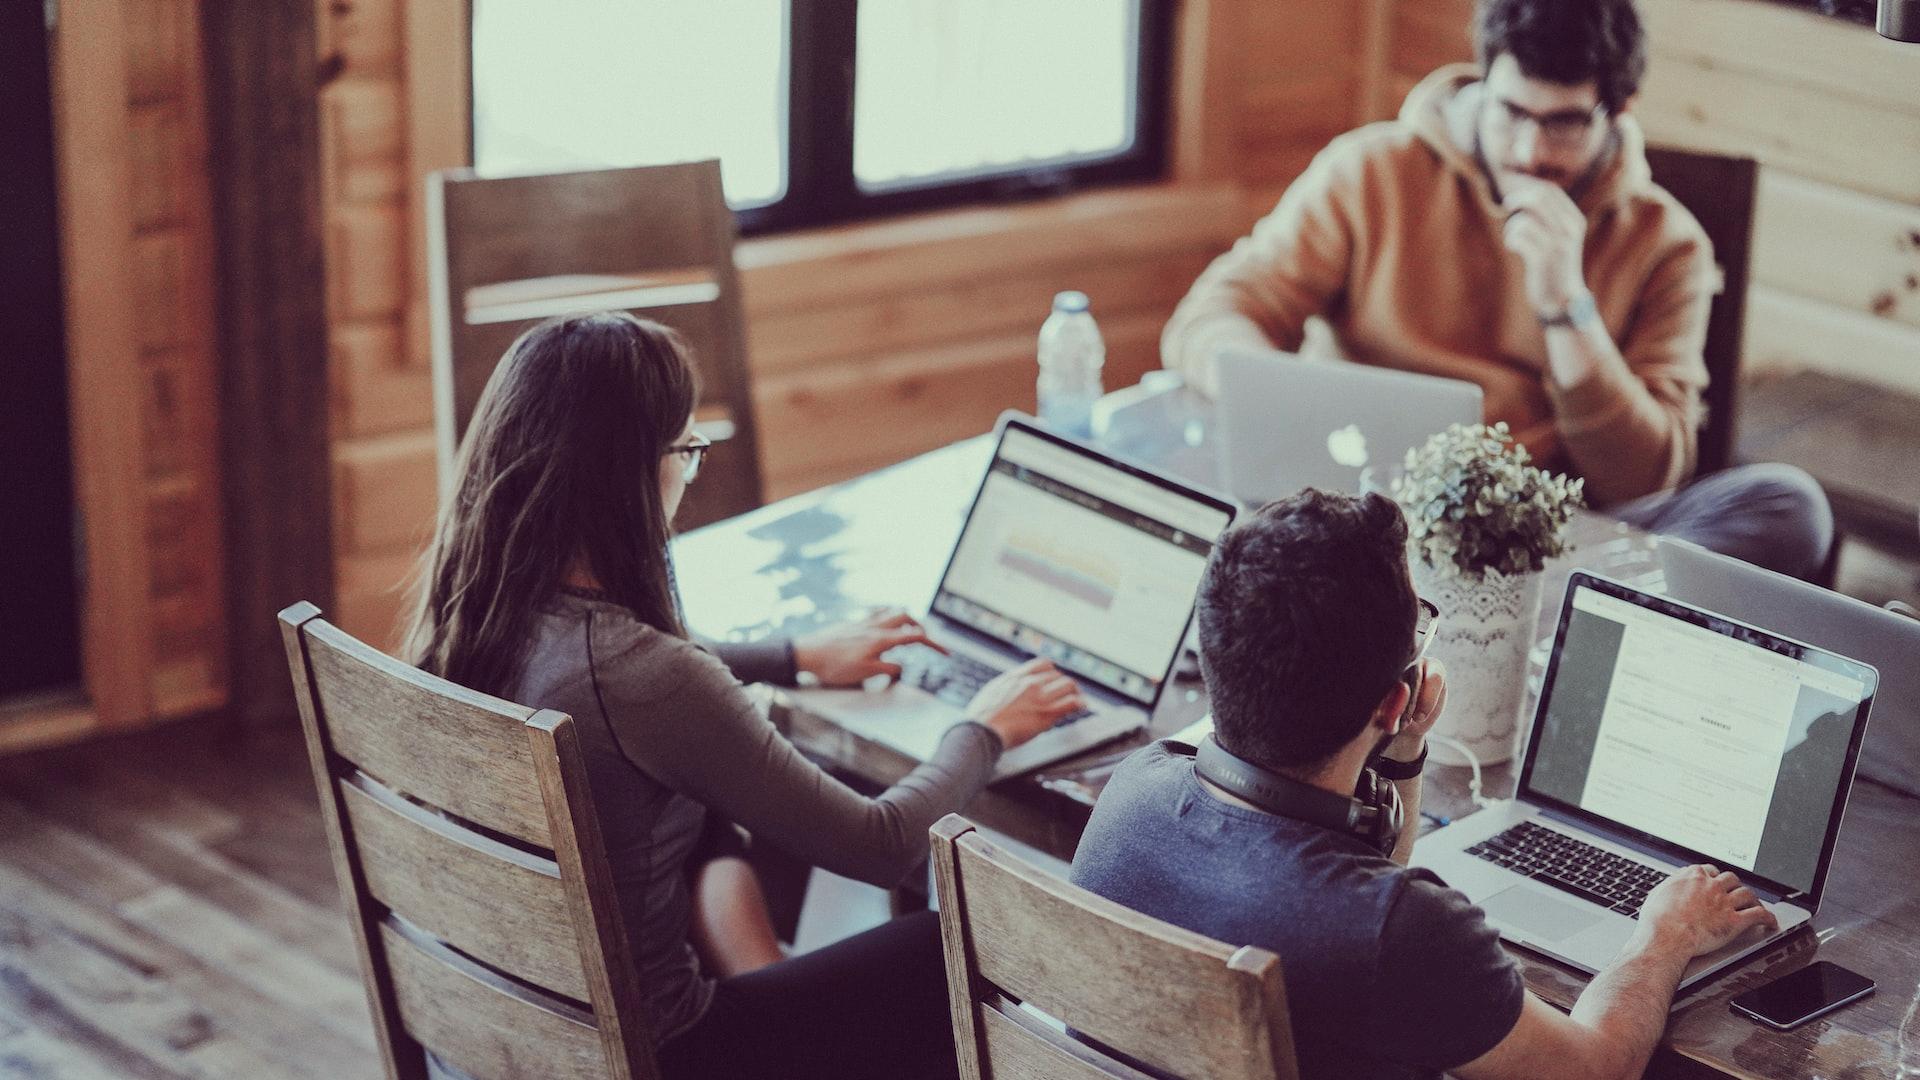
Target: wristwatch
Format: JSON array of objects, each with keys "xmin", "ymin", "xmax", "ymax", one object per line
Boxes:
[
  {"xmin": 1372, "ymin": 743, "xmax": 1428, "ymax": 781},
  {"xmin": 1538, "ymin": 291, "xmax": 1598, "ymax": 330}
]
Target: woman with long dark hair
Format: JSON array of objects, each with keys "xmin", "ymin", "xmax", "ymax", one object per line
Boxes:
[{"xmin": 407, "ymin": 311, "xmax": 1082, "ymax": 1079}]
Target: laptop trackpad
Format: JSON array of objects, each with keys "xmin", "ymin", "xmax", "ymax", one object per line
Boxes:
[{"xmin": 1482, "ymin": 885, "xmax": 1606, "ymax": 942}]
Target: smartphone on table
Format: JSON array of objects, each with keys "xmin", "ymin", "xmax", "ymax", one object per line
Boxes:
[{"xmin": 1729, "ymin": 961, "xmax": 1875, "ymax": 1030}]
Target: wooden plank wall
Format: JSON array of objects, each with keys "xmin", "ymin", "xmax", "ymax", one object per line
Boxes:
[
  {"xmin": 122, "ymin": 0, "xmax": 228, "ymax": 719},
  {"xmin": 1373, "ymin": 0, "xmax": 1920, "ymax": 394},
  {"xmin": 43, "ymin": 0, "xmax": 1920, "ymax": 702}
]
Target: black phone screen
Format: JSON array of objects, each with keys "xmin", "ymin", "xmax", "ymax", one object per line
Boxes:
[{"xmin": 1730, "ymin": 962, "xmax": 1875, "ymax": 1029}]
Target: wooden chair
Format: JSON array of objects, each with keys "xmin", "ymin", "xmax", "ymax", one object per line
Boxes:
[
  {"xmin": 1643, "ymin": 146, "xmax": 1758, "ymax": 480},
  {"xmin": 278, "ymin": 601, "xmax": 658, "ymax": 1080},
  {"xmin": 930, "ymin": 815, "xmax": 1298, "ymax": 1080},
  {"xmin": 426, "ymin": 159, "xmax": 762, "ymax": 529}
]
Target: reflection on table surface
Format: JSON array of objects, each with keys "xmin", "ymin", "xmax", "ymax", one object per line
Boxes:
[{"xmin": 673, "ymin": 392, "xmax": 1920, "ymax": 1079}]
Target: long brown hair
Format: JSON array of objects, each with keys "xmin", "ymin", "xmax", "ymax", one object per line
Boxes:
[{"xmin": 405, "ymin": 312, "xmax": 699, "ymax": 695}]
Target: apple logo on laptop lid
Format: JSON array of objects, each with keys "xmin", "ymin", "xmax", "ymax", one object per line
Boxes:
[{"xmin": 1327, "ymin": 424, "xmax": 1369, "ymax": 469}]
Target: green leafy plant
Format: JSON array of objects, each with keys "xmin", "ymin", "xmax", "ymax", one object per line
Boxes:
[{"xmin": 1389, "ymin": 422, "xmax": 1585, "ymax": 581}]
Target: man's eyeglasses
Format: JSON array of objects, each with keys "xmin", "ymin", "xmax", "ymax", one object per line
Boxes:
[
  {"xmin": 1491, "ymin": 99, "xmax": 1605, "ymax": 146},
  {"xmin": 664, "ymin": 431, "xmax": 712, "ymax": 484}
]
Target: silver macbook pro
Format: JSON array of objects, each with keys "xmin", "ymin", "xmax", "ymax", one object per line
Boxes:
[
  {"xmin": 788, "ymin": 414, "xmax": 1237, "ymax": 781},
  {"xmin": 1658, "ymin": 536, "xmax": 1920, "ymax": 796},
  {"xmin": 1414, "ymin": 572, "xmax": 1878, "ymax": 994},
  {"xmin": 1211, "ymin": 348, "xmax": 1483, "ymax": 505}
]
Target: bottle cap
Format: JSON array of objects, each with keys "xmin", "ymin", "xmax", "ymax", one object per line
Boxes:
[{"xmin": 1052, "ymin": 290, "xmax": 1090, "ymax": 314}]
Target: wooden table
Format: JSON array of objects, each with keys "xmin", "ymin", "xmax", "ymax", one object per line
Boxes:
[{"xmin": 675, "ymin": 402, "xmax": 1920, "ymax": 1080}]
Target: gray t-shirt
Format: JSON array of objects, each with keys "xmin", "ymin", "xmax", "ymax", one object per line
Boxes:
[
  {"xmin": 1069, "ymin": 742, "xmax": 1525, "ymax": 1080},
  {"xmin": 509, "ymin": 593, "xmax": 1002, "ymax": 1044}
]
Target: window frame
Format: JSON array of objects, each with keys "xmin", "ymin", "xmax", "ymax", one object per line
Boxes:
[{"xmin": 467, "ymin": 0, "xmax": 1177, "ymax": 237}]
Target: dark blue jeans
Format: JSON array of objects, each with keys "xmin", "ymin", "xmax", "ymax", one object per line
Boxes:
[{"xmin": 1610, "ymin": 463, "xmax": 1834, "ymax": 582}]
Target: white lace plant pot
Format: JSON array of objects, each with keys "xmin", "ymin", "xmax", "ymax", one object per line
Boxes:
[{"xmin": 1412, "ymin": 561, "xmax": 1545, "ymax": 767}]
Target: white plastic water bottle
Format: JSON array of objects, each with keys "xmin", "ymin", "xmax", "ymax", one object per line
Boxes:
[{"xmin": 1036, "ymin": 290, "xmax": 1105, "ymax": 439}]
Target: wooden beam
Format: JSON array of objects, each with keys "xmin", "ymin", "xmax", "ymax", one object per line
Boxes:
[
  {"xmin": 403, "ymin": 0, "xmax": 472, "ymax": 368},
  {"xmin": 1357, "ymin": 0, "xmax": 1398, "ymax": 125},
  {"xmin": 49, "ymin": 0, "xmax": 154, "ymax": 727},
  {"xmin": 203, "ymin": 0, "xmax": 336, "ymax": 725},
  {"xmin": 1170, "ymin": 0, "xmax": 1237, "ymax": 182}
]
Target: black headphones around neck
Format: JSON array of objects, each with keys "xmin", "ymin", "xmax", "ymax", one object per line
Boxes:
[{"xmin": 1192, "ymin": 732, "xmax": 1404, "ymax": 855}]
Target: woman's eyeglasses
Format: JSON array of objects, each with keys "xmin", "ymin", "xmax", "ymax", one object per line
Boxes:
[{"xmin": 665, "ymin": 431, "xmax": 712, "ymax": 484}]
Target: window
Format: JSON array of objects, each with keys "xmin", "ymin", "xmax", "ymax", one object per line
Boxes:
[{"xmin": 470, "ymin": 0, "xmax": 1173, "ymax": 234}]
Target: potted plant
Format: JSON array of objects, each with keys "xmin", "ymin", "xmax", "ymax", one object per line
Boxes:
[{"xmin": 1385, "ymin": 422, "xmax": 1584, "ymax": 765}]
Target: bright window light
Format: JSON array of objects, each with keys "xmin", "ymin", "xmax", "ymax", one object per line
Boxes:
[
  {"xmin": 853, "ymin": 0, "xmax": 1136, "ymax": 191},
  {"xmin": 471, "ymin": 0, "xmax": 788, "ymax": 208}
]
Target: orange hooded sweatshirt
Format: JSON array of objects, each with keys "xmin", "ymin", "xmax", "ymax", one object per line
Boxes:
[{"xmin": 1162, "ymin": 65, "xmax": 1715, "ymax": 506}]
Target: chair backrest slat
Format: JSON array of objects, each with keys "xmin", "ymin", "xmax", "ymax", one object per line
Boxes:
[
  {"xmin": 932, "ymin": 815, "xmax": 1297, "ymax": 1080},
  {"xmin": 340, "ymin": 773, "xmax": 588, "ymax": 1001},
  {"xmin": 427, "ymin": 159, "xmax": 761, "ymax": 529},
  {"xmin": 303, "ymin": 619, "xmax": 552, "ymax": 847},
  {"xmin": 280, "ymin": 602, "xmax": 659, "ymax": 1080},
  {"xmin": 436, "ymin": 166, "xmax": 727, "ymax": 286},
  {"xmin": 976, "ymin": 1000, "xmax": 1158, "ymax": 1080},
  {"xmin": 379, "ymin": 917, "xmax": 607, "ymax": 1080}
]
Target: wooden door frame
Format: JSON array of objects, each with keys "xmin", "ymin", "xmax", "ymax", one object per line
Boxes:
[{"xmin": 47, "ymin": 0, "xmax": 154, "ymax": 733}]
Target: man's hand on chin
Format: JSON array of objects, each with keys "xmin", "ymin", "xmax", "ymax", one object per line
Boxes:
[{"xmin": 1500, "ymin": 176, "xmax": 1589, "ymax": 317}]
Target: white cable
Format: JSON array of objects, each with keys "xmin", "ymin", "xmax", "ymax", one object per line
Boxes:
[{"xmin": 1426, "ymin": 733, "xmax": 1495, "ymax": 809}]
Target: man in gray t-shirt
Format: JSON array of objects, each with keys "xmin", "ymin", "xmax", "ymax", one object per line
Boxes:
[
  {"xmin": 1073, "ymin": 742, "xmax": 1525, "ymax": 1078},
  {"xmin": 1071, "ymin": 488, "xmax": 1778, "ymax": 1080}
]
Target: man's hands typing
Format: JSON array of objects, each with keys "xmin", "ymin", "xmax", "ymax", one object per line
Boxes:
[{"xmin": 1633, "ymin": 864, "xmax": 1779, "ymax": 960}]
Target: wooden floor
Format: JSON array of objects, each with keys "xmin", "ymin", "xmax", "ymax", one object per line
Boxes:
[
  {"xmin": 0, "ymin": 718, "xmax": 382, "ymax": 1080},
  {"xmin": 0, "ymin": 712, "xmax": 909, "ymax": 1080}
]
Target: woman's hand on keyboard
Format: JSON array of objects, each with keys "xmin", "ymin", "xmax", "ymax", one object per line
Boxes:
[
  {"xmin": 965, "ymin": 658, "xmax": 1087, "ymax": 750},
  {"xmin": 793, "ymin": 608, "xmax": 943, "ymax": 687}
]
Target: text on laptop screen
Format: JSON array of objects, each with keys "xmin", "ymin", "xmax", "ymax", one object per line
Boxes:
[
  {"xmin": 933, "ymin": 428, "xmax": 1231, "ymax": 706},
  {"xmin": 1527, "ymin": 586, "xmax": 1871, "ymax": 895}
]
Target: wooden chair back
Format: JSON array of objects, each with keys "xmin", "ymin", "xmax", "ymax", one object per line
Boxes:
[
  {"xmin": 1645, "ymin": 146, "xmax": 1759, "ymax": 478},
  {"xmin": 930, "ymin": 815, "xmax": 1298, "ymax": 1080},
  {"xmin": 278, "ymin": 601, "xmax": 657, "ymax": 1080},
  {"xmin": 426, "ymin": 159, "xmax": 762, "ymax": 528}
]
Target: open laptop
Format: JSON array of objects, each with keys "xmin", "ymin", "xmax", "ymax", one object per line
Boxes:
[
  {"xmin": 1659, "ymin": 536, "xmax": 1920, "ymax": 796},
  {"xmin": 788, "ymin": 414, "xmax": 1238, "ymax": 782},
  {"xmin": 1413, "ymin": 572, "xmax": 1878, "ymax": 993},
  {"xmin": 1212, "ymin": 347, "xmax": 1483, "ymax": 505}
]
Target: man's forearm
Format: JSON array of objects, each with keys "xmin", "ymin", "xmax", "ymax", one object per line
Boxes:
[
  {"xmin": 1563, "ymin": 933, "xmax": 1691, "ymax": 1079},
  {"xmin": 1543, "ymin": 315, "xmax": 1627, "ymax": 393},
  {"xmin": 1388, "ymin": 774, "xmax": 1422, "ymax": 866},
  {"xmin": 1160, "ymin": 309, "xmax": 1283, "ymax": 398},
  {"xmin": 1544, "ymin": 314, "xmax": 1690, "ymax": 504}
]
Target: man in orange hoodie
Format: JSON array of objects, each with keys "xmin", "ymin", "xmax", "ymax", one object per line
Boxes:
[{"xmin": 1163, "ymin": 0, "xmax": 1832, "ymax": 580}]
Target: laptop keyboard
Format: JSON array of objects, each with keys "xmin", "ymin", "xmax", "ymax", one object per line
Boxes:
[
  {"xmin": 1466, "ymin": 820, "xmax": 1670, "ymax": 918},
  {"xmin": 888, "ymin": 644, "xmax": 1092, "ymax": 728}
]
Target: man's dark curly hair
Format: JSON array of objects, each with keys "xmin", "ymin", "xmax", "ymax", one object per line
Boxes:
[
  {"xmin": 1197, "ymin": 490, "xmax": 1418, "ymax": 772},
  {"xmin": 1474, "ymin": 0, "xmax": 1648, "ymax": 115}
]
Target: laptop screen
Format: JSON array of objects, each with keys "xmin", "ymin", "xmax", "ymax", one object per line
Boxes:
[
  {"xmin": 932, "ymin": 424, "xmax": 1233, "ymax": 707},
  {"xmin": 1521, "ymin": 577, "xmax": 1877, "ymax": 900}
]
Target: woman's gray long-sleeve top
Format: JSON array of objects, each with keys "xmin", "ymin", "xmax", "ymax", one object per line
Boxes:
[{"xmin": 507, "ymin": 592, "xmax": 1002, "ymax": 1045}]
